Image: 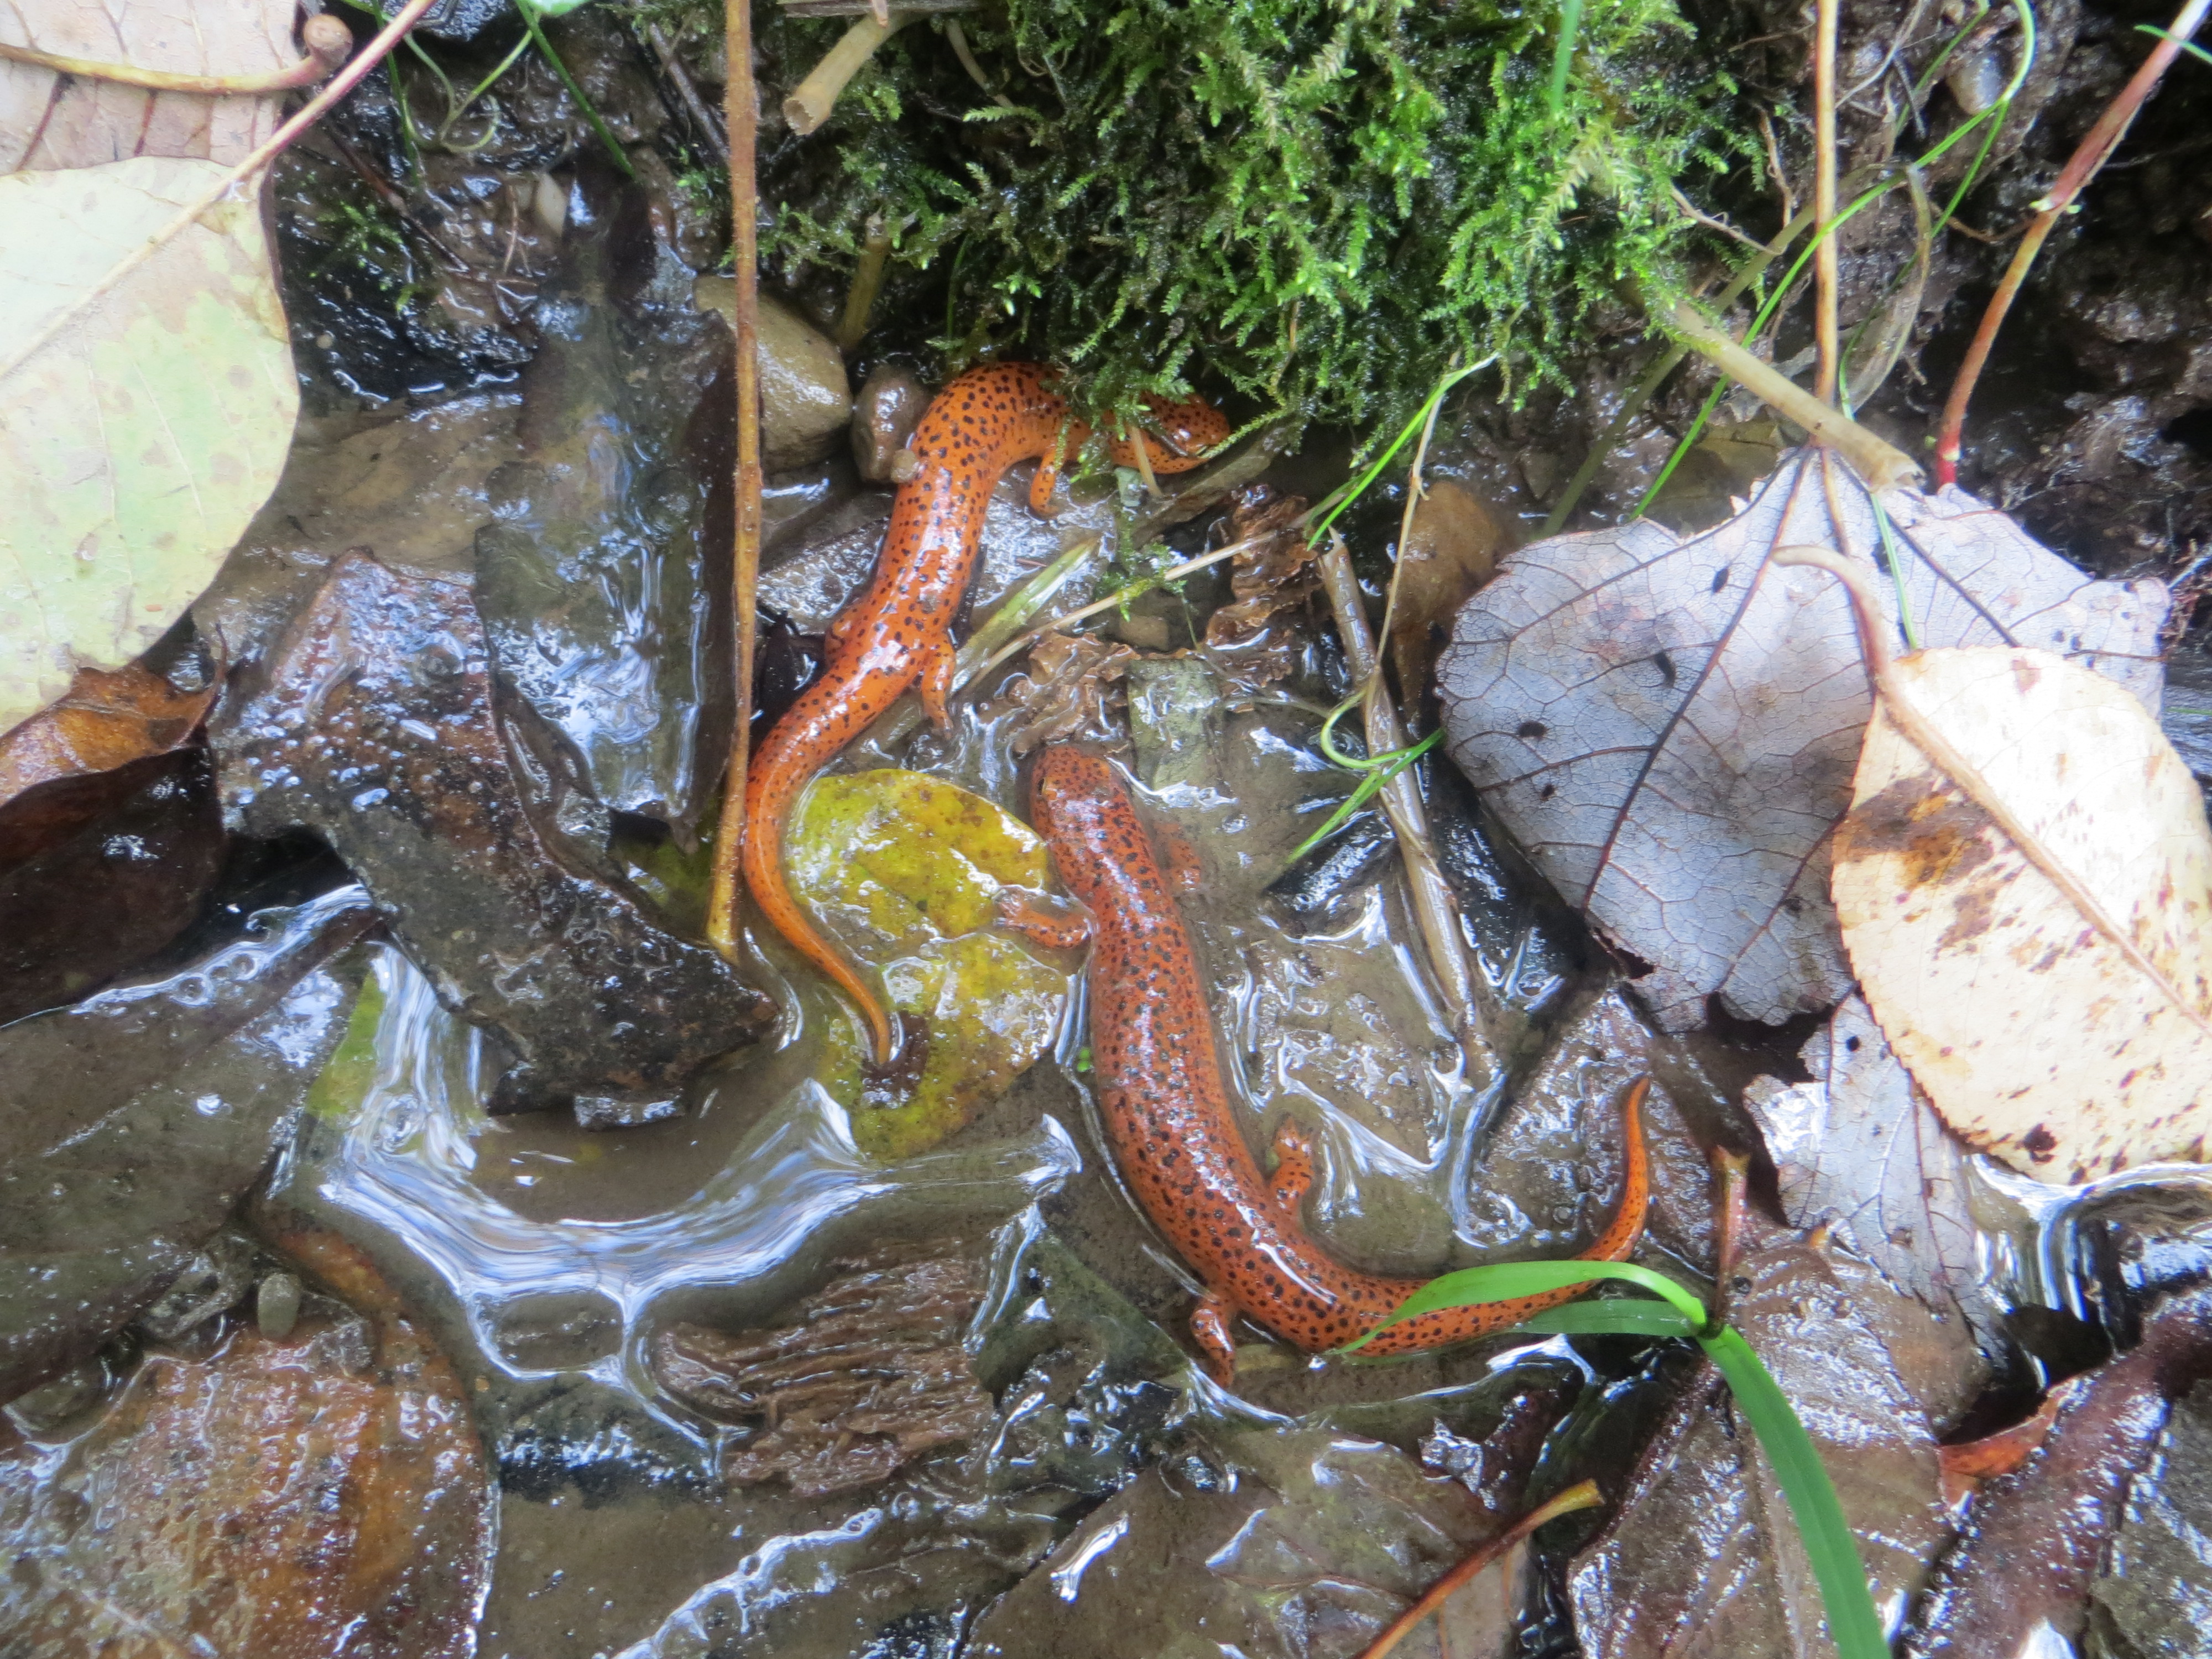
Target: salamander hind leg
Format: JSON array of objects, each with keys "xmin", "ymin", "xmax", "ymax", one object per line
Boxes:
[
  {"xmin": 916, "ymin": 632, "xmax": 958, "ymax": 729},
  {"xmin": 1191, "ymin": 1293, "xmax": 1240, "ymax": 1386},
  {"xmin": 1268, "ymin": 1116, "xmax": 1316, "ymax": 1215}
]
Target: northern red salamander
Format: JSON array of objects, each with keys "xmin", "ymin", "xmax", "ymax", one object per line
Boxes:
[
  {"xmin": 744, "ymin": 364, "xmax": 1228, "ymax": 1064},
  {"xmin": 1011, "ymin": 744, "xmax": 1650, "ymax": 1383}
]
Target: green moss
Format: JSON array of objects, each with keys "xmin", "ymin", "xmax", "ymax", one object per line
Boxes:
[{"xmin": 755, "ymin": 0, "xmax": 1741, "ymax": 440}]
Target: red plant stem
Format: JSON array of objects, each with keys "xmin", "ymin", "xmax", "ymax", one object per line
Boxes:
[
  {"xmin": 706, "ymin": 0, "xmax": 764, "ymax": 959},
  {"xmin": 1353, "ymin": 1481, "xmax": 1604, "ymax": 1659},
  {"xmin": 1934, "ymin": 0, "xmax": 2211, "ymax": 486},
  {"xmin": 0, "ymin": 15, "xmax": 352, "ymax": 95}
]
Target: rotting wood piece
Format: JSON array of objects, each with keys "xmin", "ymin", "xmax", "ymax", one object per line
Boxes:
[{"xmin": 650, "ymin": 1238, "xmax": 995, "ymax": 1498}]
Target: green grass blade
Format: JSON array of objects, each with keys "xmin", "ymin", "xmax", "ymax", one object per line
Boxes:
[
  {"xmin": 1513, "ymin": 1301, "xmax": 1702, "ymax": 1338},
  {"xmin": 1287, "ymin": 730, "xmax": 1441, "ymax": 863},
  {"xmin": 1549, "ymin": 0, "xmax": 1587, "ymax": 114},
  {"xmin": 1338, "ymin": 1260, "xmax": 1710, "ymax": 1351},
  {"xmin": 1698, "ymin": 1326, "xmax": 1890, "ymax": 1659},
  {"xmin": 516, "ymin": 0, "xmax": 636, "ymax": 178}
]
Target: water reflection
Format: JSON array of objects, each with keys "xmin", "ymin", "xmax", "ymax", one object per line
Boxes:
[{"xmin": 293, "ymin": 945, "xmax": 1079, "ymax": 1425}]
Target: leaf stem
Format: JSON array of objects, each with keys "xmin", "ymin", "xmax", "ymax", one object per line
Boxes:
[
  {"xmin": 785, "ymin": 13, "xmax": 918, "ymax": 135},
  {"xmin": 0, "ymin": 16, "xmax": 353, "ymax": 95}
]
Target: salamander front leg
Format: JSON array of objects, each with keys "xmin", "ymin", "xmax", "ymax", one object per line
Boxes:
[
  {"xmin": 1191, "ymin": 1293, "xmax": 1240, "ymax": 1386},
  {"xmin": 1268, "ymin": 1116, "xmax": 1316, "ymax": 1217},
  {"xmin": 994, "ymin": 889, "xmax": 1093, "ymax": 952}
]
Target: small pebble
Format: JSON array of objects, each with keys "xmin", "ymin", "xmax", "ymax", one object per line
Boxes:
[{"xmin": 256, "ymin": 1272, "xmax": 302, "ymax": 1340}]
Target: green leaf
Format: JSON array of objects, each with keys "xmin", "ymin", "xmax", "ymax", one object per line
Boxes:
[
  {"xmin": 1341, "ymin": 1259, "xmax": 1711, "ymax": 1348},
  {"xmin": 1513, "ymin": 1300, "xmax": 1702, "ymax": 1338},
  {"xmin": 0, "ymin": 158, "xmax": 298, "ymax": 742},
  {"xmin": 1698, "ymin": 1325, "xmax": 1891, "ymax": 1659}
]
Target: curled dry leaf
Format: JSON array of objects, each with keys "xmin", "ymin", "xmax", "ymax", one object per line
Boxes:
[
  {"xmin": 1387, "ymin": 476, "xmax": 1511, "ymax": 703},
  {"xmin": 1203, "ymin": 486, "xmax": 1319, "ymax": 687},
  {"xmin": 1794, "ymin": 545, "xmax": 2212, "ymax": 1182},
  {"xmin": 1437, "ymin": 449, "xmax": 2166, "ymax": 1032},
  {"xmin": 0, "ymin": 156, "xmax": 296, "ymax": 743},
  {"xmin": 998, "ymin": 631, "xmax": 1137, "ymax": 756}
]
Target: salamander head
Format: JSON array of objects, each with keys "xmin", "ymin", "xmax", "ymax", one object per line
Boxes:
[{"xmin": 1113, "ymin": 394, "xmax": 1234, "ymax": 477}]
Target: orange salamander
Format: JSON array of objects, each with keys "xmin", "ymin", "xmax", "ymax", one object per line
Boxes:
[
  {"xmin": 744, "ymin": 363, "xmax": 1230, "ymax": 1064},
  {"xmin": 1009, "ymin": 744, "xmax": 1650, "ymax": 1383}
]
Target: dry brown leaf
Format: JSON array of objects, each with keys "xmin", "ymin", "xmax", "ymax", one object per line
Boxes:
[
  {"xmin": 1387, "ymin": 477, "xmax": 1512, "ymax": 701},
  {"xmin": 0, "ymin": 661, "xmax": 213, "ymax": 817},
  {"xmin": 998, "ymin": 631, "xmax": 1137, "ymax": 755},
  {"xmin": 1203, "ymin": 486, "xmax": 1318, "ymax": 687},
  {"xmin": 1798, "ymin": 543, "xmax": 2212, "ymax": 1182},
  {"xmin": 0, "ymin": 1, "xmax": 298, "ymax": 177},
  {"xmin": 1437, "ymin": 448, "xmax": 2167, "ymax": 1032}
]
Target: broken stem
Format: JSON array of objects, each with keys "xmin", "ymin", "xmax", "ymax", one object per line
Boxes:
[
  {"xmin": 644, "ymin": 22, "xmax": 729, "ymax": 162},
  {"xmin": 1933, "ymin": 0, "xmax": 2210, "ymax": 484},
  {"xmin": 1352, "ymin": 1481, "xmax": 1605, "ymax": 1659},
  {"xmin": 706, "ymin": 0, "xmax": 765, "ymax": 961},
  {"xmin": 784, "ymin": 13, "xmax": 917, "ymax": 135},
  {"xmin": 1316, "ymin": 535, "xmax": 1496, "ymax": 1082},
  {"xmin": 1813, "ymin": 0, "xmax": 1841, "ymax": 405},
  {"xmin": 0, "ymin": 0, "xmax": 441, "ymax": 390},
  {"xmin": 836, "ymin": 215, "xmax": 893, "ymax": 351},
  {"xmin": 0, "ymin": 15, "xmax": 353, "ymax": 95},
  {"xmin": 1663, "ymin": 301, "xmax": 1918, "ymax": 491}
]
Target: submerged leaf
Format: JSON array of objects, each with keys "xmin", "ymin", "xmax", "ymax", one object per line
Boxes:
[
  {"xmin": 1437, "ymin": 450, "xmax": 2166, "ymax": 1032},
  {"xmin": 787, "ymin": 769, "xmax": 1070, "ymax": 1160},
  {"xmin": 1833, "ymin": 640, "xmax": 2212, "ymax": 1183},
  {"xmin": 0, "ymin": 157, "xmax": 296, "ymax": 742}
]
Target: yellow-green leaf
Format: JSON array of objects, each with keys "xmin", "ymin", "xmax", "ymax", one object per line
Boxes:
[
  {"xmin": 790, "ymin": 769, "xmax": 1070, "ymax": 1160},
  {"xmin": 0, "ymin": 156, "xmax": 298, "ymax": 740}
]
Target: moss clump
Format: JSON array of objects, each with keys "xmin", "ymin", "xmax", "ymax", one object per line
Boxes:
[{"xmin": 758, "ymin": 0, "xmax": 1739, "ymax": 437}]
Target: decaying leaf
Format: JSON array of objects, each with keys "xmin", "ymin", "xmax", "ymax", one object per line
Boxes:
[
  {"xmin": 1203, "ymin": 486, "xmax": 1319, "ymax": 687},
  {"xmin": 1807, "ymin": 544, "xmax": 2212, "ymax": 1181},
  {"xmin": 1902, "ymin": 1281, "xmax": 2212, "ymax": 1659},
  {"xmin": 1387, "ymin": 476, "xmax": 1512, "ymax": 702},
  {"xmin": 789, "ymin": 769, "xmax": 1070, "ymax": 1160},
  {"xmin": 650, "ymin": 1237, "xmax": 995, "ymax": 1498},
  {"xmin": 998, "ymin": 632, "xmax": 1137, "ymax": 756},
  {"xmin": 0, "ymin": 156, "xmax": 296, "ymax": 743},
  {"xmin": 1570, "ymin": 1235, "xmax": 1959, "ymax": 1659},
  {"xmin": 0, "ymin": 660, "xmax": 214, "ymax": 817},
  {"xmin": 1437, "ymin": 449, "xmax": 2166, "ymax": 1032},
  {"xmin": 216, "ymin": 550, "xmax": 771, "ymax": 1119},
  {"xmin": 0, "ymin": 1213, "xmax": 491, "ymax": 1659},
  {"xmin": 0, "ymin": 1, "xmax": 298, "ymax": 175},
  {"xmin": 1744, "ymin": 995, "xmax": 2000, "ymax": 1350}
]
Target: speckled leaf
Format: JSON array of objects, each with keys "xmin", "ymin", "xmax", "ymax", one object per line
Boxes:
[
  {"xmin": 788, "ymin": 769, "xmax": 1069, "ymax": 1160},
  {"xmin": 1834, "ymin": 645, "xmax": 2212, "ymax": 1182},
  {"xmin": 1437, "ymin": 449, "xmax": 2166, "ymax": 1032},
  {"xmin": 0, "ymin": 156, "xmax": 296, "ymax": 742}
]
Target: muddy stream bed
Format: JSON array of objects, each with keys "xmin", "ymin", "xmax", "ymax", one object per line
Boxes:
[{"xmin": 5, "ymin": 4, "xmax": 2212, "ymax": 1658}]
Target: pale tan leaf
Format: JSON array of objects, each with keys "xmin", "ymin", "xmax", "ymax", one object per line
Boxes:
[
  {"xmin": 0, "ymin": 1, "xmax": 296, "ymax": 176},
  {"xmin": 0, "ymin": 155, "xmax": 296, "ymax": 742},
  {"xmin": 1834, "ymin": 643, "xmax": 2212, "ymax": 1182},
  {"xmin": 1438, "ymin": 448, "xmax": 2166, "ymax": 1032}
]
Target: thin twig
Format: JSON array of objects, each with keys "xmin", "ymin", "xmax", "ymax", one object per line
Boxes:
[
  {"xmin": 707, "ymin": 0, "xmax": 765, "ymax": 961},
  {"xmin": 1316, "ymin": 535, "xmax": 1496, "ymax": 1082},
  {"xmin": 645, "ymin": 22, "xmax": 729, "ymax": 162},
  {"xmin": 945, "ymin": 18, "xmax": 1015, "ymax": 108},
  {"xmin": 1352, "ymin": 1481, "xmax": 1605, "ymax": 1659},
  {"xmin": 0, "ymin": 0, "xmax": 442, "ymax": 390},
  {"xmin": 1812, "ymin": 0, "xmax": 1841, "ymax": 404},
  {"xmin": 1711, "ymin": 1146, "xmax": 1751, "ymax": 1321},
  {"xmin": 1934, "ymin": 0, "xmax": 2211, "ymax": 485},
  {"xmin": 0, "ymin": 15, "xmax": 352, "ymax": 95},
  {"xmin": 837, "ymin": 215, "xmax": 891, "ymax": 350},
  {"xmin": 1757, "ymin": 106, "xmax": 1799, "ymax": 222}
]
